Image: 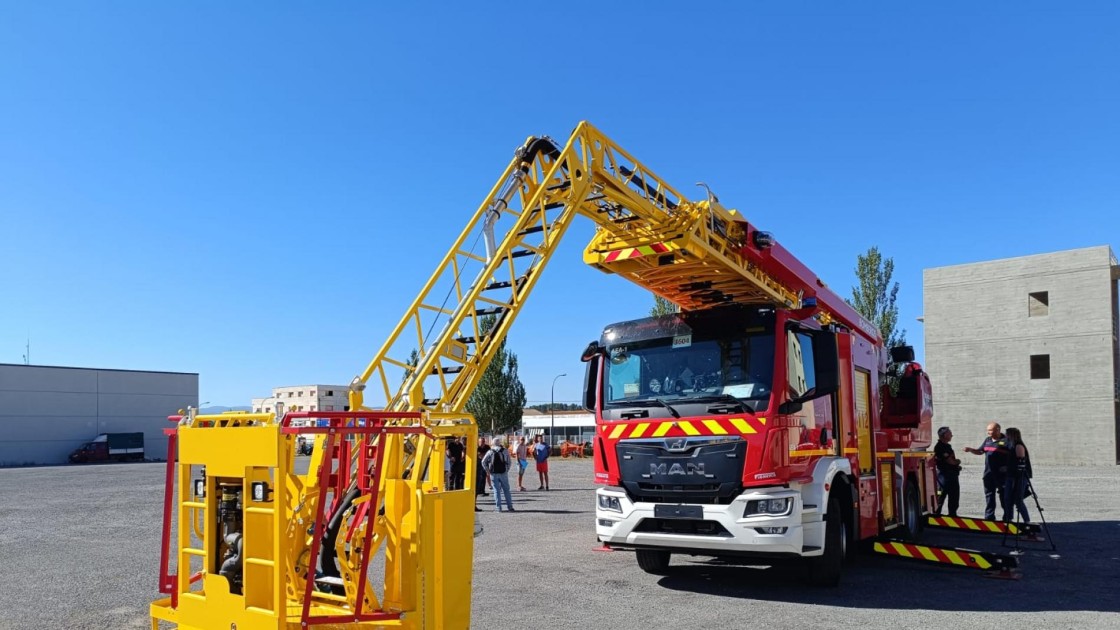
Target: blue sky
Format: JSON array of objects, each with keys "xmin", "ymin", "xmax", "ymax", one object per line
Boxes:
[{"xmin": 2, "ymin": 3, "xmax": 1117, "ymax": 407}]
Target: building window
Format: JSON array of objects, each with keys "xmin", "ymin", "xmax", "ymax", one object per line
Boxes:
[
  {"xmin": 1029, "ymin": 291, "xmax": 1049, "ymax": 317},
  {"xmin": 298, "ymin": 391, "xmax": 304, "ymax": 397},
  {"xmin": 288, "ymin": 392, "xmax": 294, "ymax": 398},
  {"xmin": 310, "ymin": 390, "xmax": 316, "ymax": 396},
  {"xmin": 327, "ymin": 390, "xmax": 334, "ymax": 396},
  {"xmin": 310, "ymin": 405, "xmax": 316, "ymax": 411},
  {"xmin": 1030, "ymin": 354, "xmax": 1050, "ymax": 380}
]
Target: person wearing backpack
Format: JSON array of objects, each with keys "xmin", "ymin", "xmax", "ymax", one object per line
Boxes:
[{"xmin": 481, "ymin": 437, "xmax": 515, "ymax": 512}]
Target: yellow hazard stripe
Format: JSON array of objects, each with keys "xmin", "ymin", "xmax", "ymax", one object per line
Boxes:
[
  {"xmin": 917, "ymin": 546, "xmax": 939, "ymax": 562},
  {"xmin": 652, "ymin": 422, "xmax": 673, "ymax": 437},
  {"xmin": 982, "ymin": 520, "xmax": 1000, "ymax": 533},
  {"xmin": 702, "ymin": 420, "xmax": 728, "ymax": 435},
  {"xmin": 609, "ymin": 425, "xmax": 626, "ymax": 439},
  {"xmin": 678, "ymin": 421, "xmax": 700, "ymax": 436},
  {"xmin": 790, "ymin": 449, "xmax": 830, "ymax": 457},
  {"xmin": 729, "ymin": 418, "xmax": 754, "ymax": 434},
  {"xmin": 890, "ymin": 542, "xmax": 913, "ymax": 558},
  {"xmin": 629, "ymin": 422, "xmax": 650, "ymax": 438}
]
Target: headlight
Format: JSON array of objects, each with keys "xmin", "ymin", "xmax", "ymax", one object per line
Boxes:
[
  {"xmin": 598, "ymin": 495, "xmax": 622, "ymax": 513},
  {"xmin": 744, "ymin": 497, "xmax": 792, "ymax": 517}
]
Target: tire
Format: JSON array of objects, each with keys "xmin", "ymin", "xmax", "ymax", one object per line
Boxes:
[
  {"xmin": 903, "ymin": 482, "xmax": 923, "ymax": 540},
  {"xmin": 635, "ymin": 549, "xmax": 671, "ymax": 575},
  {"xmin": 807, "ymin": 497, "xmax": 843, "ymax": 587}
]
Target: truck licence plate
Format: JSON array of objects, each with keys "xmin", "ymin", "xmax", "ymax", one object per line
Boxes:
[{"xmin": 654, "ymin": 504, "xmax": 703, "ymax": 519}]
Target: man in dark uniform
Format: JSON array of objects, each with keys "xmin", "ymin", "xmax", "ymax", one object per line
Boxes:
[
  {"xmin": 446, "ymin": 436, "xmax": 466, "ymax": 491},
  {"xmin": 933, "ymin": 426, "xmax": 961, "ymax": 517},
  {"xmin": 964, "ymin": 422, "xmax": 1010, "ymax": 520}
]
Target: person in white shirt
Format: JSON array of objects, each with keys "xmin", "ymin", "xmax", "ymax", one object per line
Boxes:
[{"xmin": 514, "ymin": 436, "xmax": 529, "ymax": 491}]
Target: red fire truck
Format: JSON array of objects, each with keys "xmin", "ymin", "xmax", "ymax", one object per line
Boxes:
[{"xmin": 584, "ymin": 231, "xmax": 936, "ymax": 585}]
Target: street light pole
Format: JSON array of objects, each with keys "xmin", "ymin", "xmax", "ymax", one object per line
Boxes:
[{"xmin": 550, "ymin": 373, "xmax": 566, "ymax": 447}]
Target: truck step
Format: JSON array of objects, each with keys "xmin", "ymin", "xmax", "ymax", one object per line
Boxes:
[
  {"xmin": 926, "ymin": 515, "xmax": 1040, "ymax": 537},
  {"xmin": 873, "ymin": 540, "xmax": 1019, "ymax": 575}
]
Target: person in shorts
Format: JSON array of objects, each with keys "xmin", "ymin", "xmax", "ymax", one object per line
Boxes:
[
  {"xmin": 532, "ymin": 434, "xmax": 551, "ymax": 490},
  {"xmin": 514, "ymin": 435, "xmax": 529, "ymax": 491}
]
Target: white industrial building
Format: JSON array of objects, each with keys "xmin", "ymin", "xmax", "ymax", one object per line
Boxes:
[
  {"xmin": 0, "ymin": 363, "xmax": 198, "ymax": 466},
  {"xmin": 251, "ymin": 384, "xmax": 351, "ymax": 421}
]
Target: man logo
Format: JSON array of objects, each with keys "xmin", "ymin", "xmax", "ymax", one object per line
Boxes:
[
  {"xmin": 650, "ymin": 463, "xmax": 706, "ymax": 476},
  {"xmin": 668, "ymin": 439, "xmax": 686, "ymax": 450}
]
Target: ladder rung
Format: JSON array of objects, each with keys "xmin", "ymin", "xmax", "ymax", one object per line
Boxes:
[
  {"xmin": 475, "ymin": 307, "xmax": 508, "ymax": 316},
  {"xmin": 422, "ymin": 398, "xmax": 441, "ymax": 406},
  {"xmin": 483, "ymin": 275, "xmax": 527, "ymax": 291},
  {"xmin": 246, "ymin": 507, "xmax": 274, "ymax": 515},
  {"xmin": 182, "ymin": 501, "xmax": 206, "ymax": 509},
  {"xmin": 430, "ymin": 366, "xmax": 464, "ymax": 375},
  {"xmin": 182, "ymin": 548, "xmax": 206, "ymax": 557},
  {"xmin": 245, "ymin": 557, "xmax": 275, "ymax": 567},
  {"xmin": 455, "ymin": 337, "xmax": 477, "ymax": 345},
  {"xmin": 517, "ymin": 225, "xmax": 545, "ymax": 236},
  {"xmin": 503, "ymin": 249, "xmax": 534, "ymax": 260}
]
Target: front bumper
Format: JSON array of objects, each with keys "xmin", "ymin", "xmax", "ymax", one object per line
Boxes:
[{"xmin": 595, "ymin": 486, "xmax": 820, "ymax": 558}]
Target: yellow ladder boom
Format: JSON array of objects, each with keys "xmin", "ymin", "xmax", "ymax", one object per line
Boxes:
[{"xmin": 352, "ymin": 120, "xmax": 806, "ymax": 416}]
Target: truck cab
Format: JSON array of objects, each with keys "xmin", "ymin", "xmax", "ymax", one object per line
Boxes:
[{"xmin": 585, "ymin": 305, "xmax": 933, "ymax": 583}]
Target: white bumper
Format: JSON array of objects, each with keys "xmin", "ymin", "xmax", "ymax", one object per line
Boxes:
[{"xmin": 595, "ymin": 486, "xmax": 824, "ymax": 558}]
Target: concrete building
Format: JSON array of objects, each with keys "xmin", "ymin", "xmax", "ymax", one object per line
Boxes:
[
  {"xmin": 0, "ymin": 363, "xmax": 198, "ymax": 466},
  {"xmin": 251, "ymin": 385, "xmax": 351, "ymax": 421},
  {"xmin": 923, "ymin": 246, "xmax": 1120, "ymax": 465}
]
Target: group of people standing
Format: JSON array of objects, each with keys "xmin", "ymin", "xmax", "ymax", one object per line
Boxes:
[
  {"xmin": 445, "ymin": 434, "xmax": 553, "ymax": 512},
  {"xmin": 933, "ymin": 421, "xmax": 1033, "ymax": 522}
]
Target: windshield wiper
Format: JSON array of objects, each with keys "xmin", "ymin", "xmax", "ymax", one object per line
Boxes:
[
  {"xmin": 694, "ymin": 394, "xmax": 755, "ymax": 415},
  {"xmin": 618, "ymin": 397, "xmax": 682, "ymax": 418}
]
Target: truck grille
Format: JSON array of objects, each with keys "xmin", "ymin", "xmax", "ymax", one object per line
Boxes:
[
  {"xmin": 634, "ymin": 518, "xmax": 732, "ymax": 537},
  {"xmin": 616, "ymin": 436, "xmax": 745, "ymax": 504}
]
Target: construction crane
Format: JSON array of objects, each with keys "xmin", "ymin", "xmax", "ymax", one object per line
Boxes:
[{"xmin": 151, "ymin": 121, "xmax": 862, "ymax": 629}]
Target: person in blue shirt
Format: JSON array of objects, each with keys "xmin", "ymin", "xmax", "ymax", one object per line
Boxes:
[
  {"xmin": 964, "ymin": 422, "xmax": 1010, "ymax": 520},
  {"xmin": 532, "ymin": 434, "xmax": 551, "ymax": 490}
]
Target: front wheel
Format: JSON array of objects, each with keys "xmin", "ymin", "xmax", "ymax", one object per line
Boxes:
[
  {"xmin": 635, "ymin": 549, "xmax": 671, "ymax": 575},
  {"xmin": 806, "ymin": 497, "xmax": 844, "ymax": 587}
]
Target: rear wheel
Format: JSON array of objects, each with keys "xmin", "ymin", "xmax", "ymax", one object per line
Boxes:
[
  {"xmin": 903, "ymin": 482, "xmax": 923, "ymax": 540},
  {"xmin": 807, "ymin": 497, "xmax": 843, "ymax": 587},
  {"xmin": 635, "ymin": 549, "xmax": 671, "ymax": 575}
]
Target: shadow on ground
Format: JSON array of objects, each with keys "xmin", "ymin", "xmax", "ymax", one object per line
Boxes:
[{"xmin": 654, "ymin": 520, "xmax": 1120, "ymax": 613}]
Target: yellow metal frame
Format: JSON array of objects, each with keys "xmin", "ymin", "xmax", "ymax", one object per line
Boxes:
[{"xmin": 151, "ymin": 411, "xmax": 476, "ymax": 629}]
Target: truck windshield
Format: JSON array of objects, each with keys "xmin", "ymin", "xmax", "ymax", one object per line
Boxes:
[{"xmin": 604, "ymin": 333, "xmax": 775, "ymax": 407}]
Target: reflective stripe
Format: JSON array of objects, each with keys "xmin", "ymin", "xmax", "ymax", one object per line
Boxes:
[
  {"xmin": 652, "ymin": 422, "xmax": 673, "ymax": 438},
  {"xmin": 729, "ymin": 418, "xmax": 754, "ymax": 434},
  {"xmin": 609, "ymin": 425, "xmax": 626, "ymax": 440},
  {"xmin": 678, "ymin": 421, "xmax": 700, "ymax": 436},
  {"xmin": 702, "ymin": 420, "xmax": 728, "ymax": 435},
  {"xmin": 629, "ymin": 422, "xmax": 651, "ymax": 438}
]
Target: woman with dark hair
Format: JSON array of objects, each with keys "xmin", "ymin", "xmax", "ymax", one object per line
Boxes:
[{"xmin": 1002, "ymin": 427, "xmax": 1033, "ymax": 522}]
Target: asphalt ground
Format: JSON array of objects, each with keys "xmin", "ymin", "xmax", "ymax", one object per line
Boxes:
[{"xmin": 1, "ymin": 456, "xmax": 1118, "ymax": 629}]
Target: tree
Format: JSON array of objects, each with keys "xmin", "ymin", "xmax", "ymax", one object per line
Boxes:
[
  {"xmin": 848, "ymin": 247, "xmax": 908, "ymax": 392},
  {"xmin": 848, "ymin": 246, "xmax": 907, "ymax": 350},
  {"xmin": 403, "ymin": 348, "xmax": 420, "ymax": 384},
  {"xmin": 650, "ymin": 295, "xmax": 678, "ymax": 317},
  {"xmin": 465, "ymin": 316, "xmax": 527, "ymax": 434}
]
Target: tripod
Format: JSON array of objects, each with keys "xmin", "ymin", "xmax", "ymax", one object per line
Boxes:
[{"xmin": 1002, "ymin": 476, "xmax": 1058, "ymax": 554}]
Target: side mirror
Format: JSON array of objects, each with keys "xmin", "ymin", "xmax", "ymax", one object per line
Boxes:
[
  {"xmin": 582, "ymin": 354, "xmax": 601, "ymax": 412},
  {"xmin": 811, "ymin": 330, "xmax": 839, "ymax": 398},
  {"xmin": 580, "ymin": 341, "xmax": 604, "ymax": 362},
  {"xmin": 778, "ymin": 400, "xmax": 803, "ymax": 415}
]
